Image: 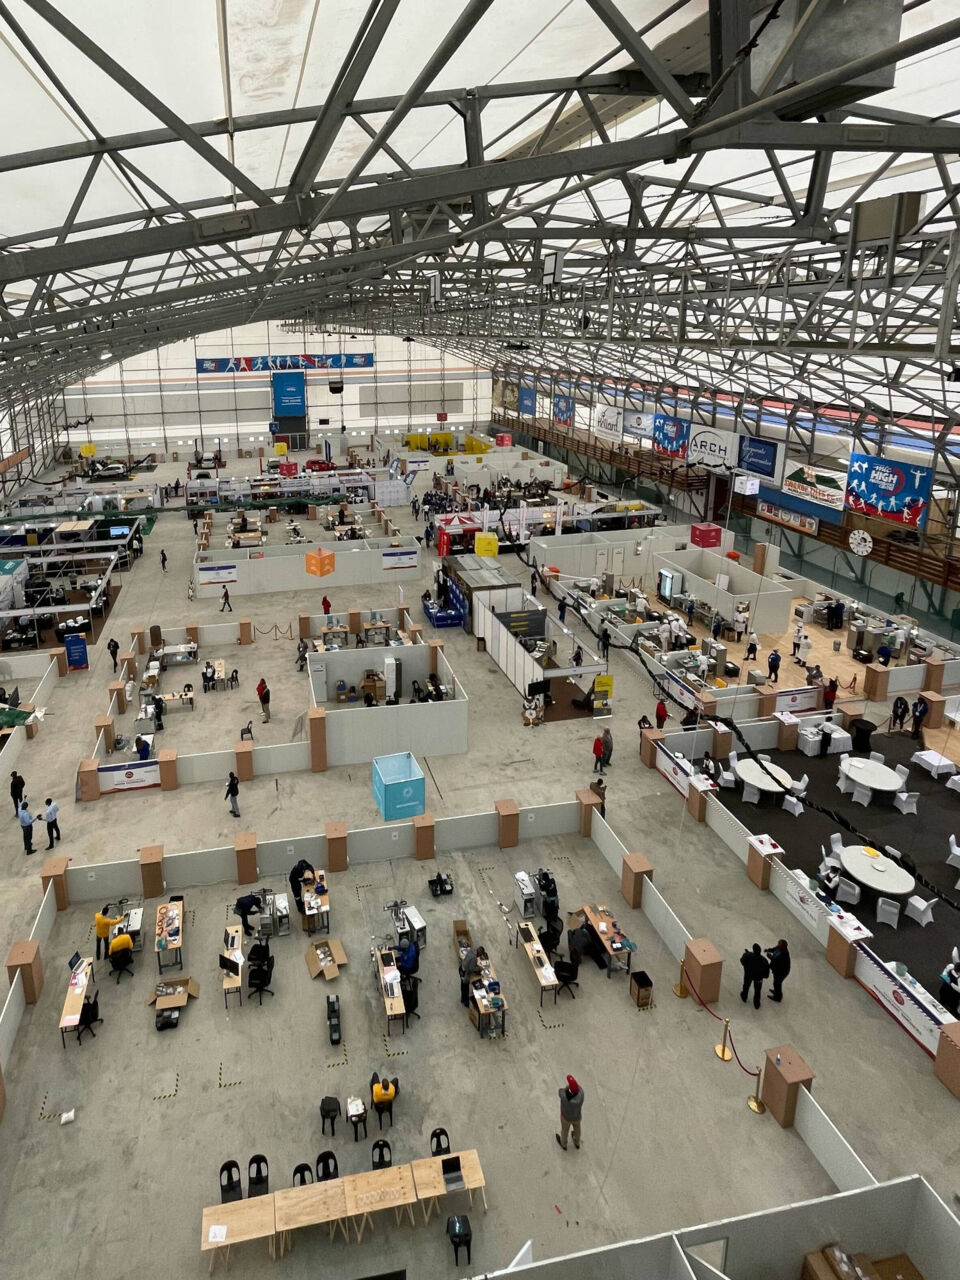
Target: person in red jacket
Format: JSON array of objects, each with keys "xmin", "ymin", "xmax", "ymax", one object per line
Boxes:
[
  {"xmin": 592, "ymin": 735, "xmax": 604, "ymax": 773},
  {"xmin": 655, "ymin": 699, "xmax": 669, "ymax": 730}
]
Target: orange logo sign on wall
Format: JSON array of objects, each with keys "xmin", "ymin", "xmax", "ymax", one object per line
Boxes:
[{"xmin": 305, "ymin": 549, "xmax": 335, "ymax": 578}]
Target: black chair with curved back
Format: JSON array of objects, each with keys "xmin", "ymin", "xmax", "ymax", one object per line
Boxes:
[
  {"xmin": 248, "ymin": 955, "xmax": 275, "ymax": 1004},
  {"xmin": 109, "ymin": 949, "xmax": 134, "ymax": 982},
  {"xmin": 316, "ymin": 1150, "xmax": 338, "ymax": 1182},
  {"xmin": 292, "ymin": 1163, "xmax": 313, "ymax": 1187},
  {"xmin": 371, "ymin": 1139, "xmax": 392, "ymax": 1170},
  {"xmin": 555, "ymin": 951, "xmax": 581, "ymax": 1000},
  {"xmin": 538, "ymin": 920, "xmax": 562, "ymax": 958},
  {"xmin": 248, "ymin": 1154, "xmax": 269, "ymax": 1197},
  {"xmin": 447, "ymin": 1215, "xmax": 472, "ymax": 1265},
  {"xmin": 77, "ymin": 989, "xmax": 102, "ymax": 1044},
  {"xmin": 219, "ymin": 1160, "xmax": 242, "ymax": 1204},
  {"xmin": 320, "ymin": 1096, "xmax": 341, "ymax": 1137},
  {"xmin": 430, "ymin": 1127, "xmax": 451, "ymax": 1157}
]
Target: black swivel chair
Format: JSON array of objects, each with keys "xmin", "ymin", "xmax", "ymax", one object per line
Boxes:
[
  {"xmin": 316, "ymin": 1150, "xmax": 339, "ymax": 1182},
  {"xmin": 247, "ymin": 1154, "xmax": 269, "ymax": 1197},
  {"xmin": 320, "ymin": 1096, "xmax": 341, "ymax": 1136},
  {"xmin": 371, "ymin": 1139, "xmax": 392, "ymax": 1170},
  {"xmin": 77, "ymin": 989, "xmax": 102, "ymax": 1044},
  {"xmin": 219, "ymin": 1160, "xmax": 242, "ymax": 1204},
  {"xmin": 447, "ymin": 1214, "xmax": 472, "ymax": 1265},
  {"xmin": 248, "ymin": 939, "xmax": 270, "ymax": 965},
  {"xmin": 430, "ymin": 1127, "xmax": 451, "ymax": 1157},
  {"xmin": 292, "ymin": 1163, "xmax": 313, "ymax": 1187},
  {"xmin": 109, "ymin": 950, "xmax": 134, "ymax": 982},
  {"xmin": 538, "ymin": 921, "xmax": 562, "ymax": 958},
  {"xmin": 555, "ymin": 952, "xmax": 581, "ymax": 1000},
  {"xmin": 401, "ymin": 975, "xmax": 420, "ymax": 1025},
  {"xmin": 247, "ymin": 956, "xmax": 275, "ymax": 1004}
]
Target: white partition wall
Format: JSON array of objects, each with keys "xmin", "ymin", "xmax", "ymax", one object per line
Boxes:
[
  {"xmin": 651, "ymin": 547, "xmax": 793, "ymax": 633},
  {"xmin": 194, "ymin": 536, "xmax": 421, "ymax": 596}
]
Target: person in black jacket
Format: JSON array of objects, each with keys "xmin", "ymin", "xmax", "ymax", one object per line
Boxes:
[
  {"xmin": 234, "ymin": 892, "xmax": 263, "ymax": 936},
  {"xmin": 9, "ymin": 769, "xmax": 25, "ymax": 818},
  {"xmin": 225, "ymin": 771, "xmax": 240, "ymax": 818},
  {"xmin": 765, "ymin": 939, "xmax": 791, "ymax": 1003},
  {"xmin": 288, "ymin": 858, "xmax": 316, "ymax": 914},
  {"xmin": 740, "ymin": 943, "xmax": 770, "ymax": 1009},
  {"xmin": 891, "ymin": 695, "xmax": 909, "ymax": 733}
]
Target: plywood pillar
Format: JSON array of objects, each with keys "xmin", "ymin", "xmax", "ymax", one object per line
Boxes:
[
  {"xmin": 348, "ymin": 609, "xmax": 362, "ymax": 635},
  {"xmin": 755, "ymin": 685, "xmax": 778, "ymax": 717},
  {"xmin": 761, "ymin": 1045, "xmax": 814, "ymax": 1128},
  {"xmin": 94, "ymin": 715, "xmax": 115, "ymax": 754},
  {"xmin": 640, "ymin": 728, "xmax": 664, "ymax": 768},
  {"xmin": 139, "ymin": 845, "xmax": 165, "ymax": 898},
  {"xmin": 413, "ymin": 812, "xmax": 435, "ymax": 860},
  {"xmin": 40, "ymin": 856, "xmax": 70, "ymax": 910},
  {"xmin": 933, "ymin": 1022, "xmax": 960, "ymax": 1098},
  {"xmin": 108, "ymin": 680, "xmax": 126, "ymax": 714},
  {"xmin": 51, "ymin": 646, "xmax": 67, "ymax": 676},
  {"xmin": 238, "ymin": 618, "xmax": 254, "ymax": 645},
  {"xmin": 130, "ymin": 626, "xmax": 146, "ymax": 655},
  {"xmin": 308, "ymin": 707, "xmax": 327, "ymax": 772},
  {"xmin": 495, "ymin": 798, "xmax": 519, "ymax": 848},
  {"xmin": 235, "ymin": 741, "xmax": 254, "ymax": 782},
  {"xmin": 157, "ymin": 749, "xmax": 178, "ymax": 791},
  {"xmin": 77, "ymin": 759, "xmax": 100, "ymax": 802},
  {"xmin": 6, "ymin": 940, "xmax": 43, "ymax": 1004},
  {"xmin": 575, "ymin": 788, "xmax": 601, "ymax": 836},
  {"xmin": 325, "ymin": 821, "xmax": 348, "ymax": 872},
  {"xmin": 119, "ymin": 651, "xmax": 137, "ymax": 679},
  {"xmin": 863, "ymin": 663, "xmax": 889, "ymax": 701},
  {"xmin": 407, "ymin": 623, "xmax": 423, "ymax": 645},
  {"xmin": 923, "ymin": 658, "xmax": 946, "ymax": 692},
  {"xmin": 235, "ymin": 832, "xmax": 258, "ymax": 884},
  {"xmin": 185, "ymin": 622, "xmax": 200, "ymax": 646},
  {"xmin": 620, "ymin": 853, "xmax": 653, "ymax": 907},
  {"xmin": 299, "ymin": 613, "xmax": 312, "ymax": 639},
  {"xmin": 683, "ymin": 938, "xmax": 722, "ymax": 1004},
  {"xmin": 428, "ymin": 638, "xmax": 443, "ymax": 675}
]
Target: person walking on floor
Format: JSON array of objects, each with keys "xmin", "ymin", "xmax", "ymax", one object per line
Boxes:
[
  {"xmin": 225, "ymin": 771, "xmax": 241, "ymax": 818},
  {"xmin": 94, "ymin": 904, "xmax": 124, "ymax": 959},
  {"xmin": 891, "ymin": 695, "xmax": 909, "ymax": 732},
  {"xmin": 558, "ymin": 597, "xmax": 567, "ymax": 624},
  {"xmin": 734, "ymin": 608, "xmax": 746, "ymax": 643},
  {"xmin": 791, "ymin": 621, "xmax": 803, "ymax": 658},
  {"xmin": 601, "ymin": 727, "xmax": 613, "ymax": 770},
  {"xmin": 767, "ymin": 648, "xmax": 781, "ymax": 684},
  {"xmin": 107, "ymin": 636, "xmax": 120, "ymax": 672},
  {"xmin": 765, "ymin": 939, "xmax": 790, "ymax": 1003},
  {"xmin": 911, "ymin": 696, "xmax": 928, "ymax": 740},
  {"xmin": 256, "ymin": 677, "xmax": 271, "ymax": 722},
  {"xmin": 592, "ymin": 734, "xmax": 605, "ymax": 773},
  {"xmin": 220, "ymin": 586, "xmax": 232, "ymax": 613},
  {"xmin": 192, "ymin": 517, "xmax": 199, "ymax": 536},
  {"xmin": 655, "ymin": 698, "xmax": 669, "ymax": 731},
  {"xmin": 9, "ymin": 769, "xmax": 25, "ymax": 818},
  {"xmin": 795, "ymin": 633, "xmax": 812, "ymax": 667},
  {"xmin": 599, "ymin": 627, "xmax": 610, "ymax": 661},
  {"xmin": 711, "ymin": 613, "xmax": 722, "ymax": 642},
  {"xmin": 322, "ymin": 595, "xmax": 332, "ymax": 619},
  {"xmin": 43, "ymin": 797, "xmax": 60, "ymax": 849},
  {"xmin": 744, "ymin": 631, "xmax": 759, "ymax": 662},
  {"xmin": 160, "ymin": 548, "xmax": 167, "ymax": 573},
  {"xmin": 740, "ymin": 943, "xmax": 770, "ymax": 1009},
  {"xmin": 556, "ymin": 1075, "xmax": 584, "ymax": 1151},
  {"xmin": 18, "ymin": 800, "xmax": 35, "ymax": 854}
]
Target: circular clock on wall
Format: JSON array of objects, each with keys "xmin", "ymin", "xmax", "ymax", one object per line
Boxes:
[{"xmin": 848, "ymin": 529, "xmax": 874, "ymax": 557}]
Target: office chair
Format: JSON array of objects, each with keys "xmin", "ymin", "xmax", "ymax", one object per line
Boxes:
[
  {"xmin": 401, "ymin": 975, "xmax": 420, "ymax": 1025},
  {"xmin": 109, "ymin": 950, "xmax": 134, "ymax": 982},
  {"xmin": 538, "ymin": 921, "xmax": 562, "ymax": 957},
  {"xmin": 247, "ymin": 1154, "xmax": 269, "ymax": 1197},
  {"xmin": 320, "ymin": 1096, "xmax": 341, "ymax": 1136},
  {"xmin": 182, "ymin": 682, "xmax": 193, "ymax": 696},
  {"xmin": 240, "ymin": 721, "xmax": 254, "ymax": 741},
  {"xmin": 292, "ymin": 1163, "xmax": 313, "ymax": 1187},
  {"xmin": 430, "ymin": 1127, "xmax": 451, "ymax": 1157},
  {"xmin": 447, "ymin": 1215, "xmax": 472, "ymax": 1265},
  {"xmin": 77, "ymin": 989, "xmax": 102, "ymax": 1044},
  {"xmin": 219, "ymin": 1160, "xmax": 242, "ymax": 1204},
  {"xmin": 371, "ymin": 1139, "xmax": 392, "ymax": 1169},
  {"xmin": 248, "ymin": 939, "xmax": 270, "ymax": 965},
  {"xmin": 555, "ymin": 953, "xmax": 581, "ymax": 1000},
  {"xmin": 247, "ymin": 956, "xmax": 275, "ymax": 1004},
  {"xmin": 316, "ymin": 1150, "xmax": 338, "ymax": 1182}
]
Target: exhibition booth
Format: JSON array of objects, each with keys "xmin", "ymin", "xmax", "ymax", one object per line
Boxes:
[
  {"xmin": 651, "ymin": 546, "xmax": 794, "ymax": 635},
  {"xmin": 529, "ymin": 523, "xmax": 734, "ymax": 593},
  {"xmin": 442, "ymin": 554, "xmax": 526, "ymax": 632},
  {"xmin": 0, "ymin": 649, "xmax": 62, "ymax": 771},
  {"xmin": 192, "ymin": 535, "xmax": 420, "ymax": 597}
]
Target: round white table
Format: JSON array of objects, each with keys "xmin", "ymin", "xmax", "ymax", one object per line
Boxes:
[
  {"xmin": 839, "ymin": 845, "xmax": 915, "ymax": 895},
  {"xmin": 734, "ymin": 759, "xmax": 793, "ymax": 793},
  {"xmin": 839, "ymin": 757, "xmax": 903, "ymax": 793}
]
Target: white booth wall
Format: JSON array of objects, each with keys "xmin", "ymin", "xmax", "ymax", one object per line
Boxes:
[
  {"xmin": 530, "ymin": 526, "xmax": 736, "ymax": 588},
  {"xmin": 194, "ymin": 537, "xmax": 420, "ymax": 596},
  {"xmin": 652, "ymin": 547, "xmax": 793, "ymax": 633},
  {"xmin": 308, "ymin": 642, "xmax": 437, "ymax": 704}
]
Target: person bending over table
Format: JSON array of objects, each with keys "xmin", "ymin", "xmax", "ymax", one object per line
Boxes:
[
  {"xmin": 94, "ymin": 905, "xmax": 124, "ymax": 961},
  {"xmin": 135, "ymin": 735, "xmax": 150, "ymax": 761},
  {"xmin": 459, "ymin": 944, "xmax": 479, "ymax": 1006},
  {"xmin": 396, "ymin": 938, "xmax": 419, "ymax": 976},
  {"xmin": 234, "ymin": 892, "xmax": 263, "ymax": 937},
  {"xmin": 109, "ymin": 930, "xmax": 133, "ymax": 956},
  {"xmin": 288, "ymin": 858, "xmax": 316, "ymax": 915}
]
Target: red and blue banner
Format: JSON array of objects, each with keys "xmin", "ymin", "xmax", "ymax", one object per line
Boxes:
[
  {"xmin": 196, "ymin": 353, "xmax": 373, "ymax": 373},
  {"xmin": 652, "ymin": 413, "xmax": 690, "ymax": 458},
  {"xmin": 553, "ymin": 394, "xmax": 574, "ymax": 428},
  {"xmin": 844, "ymin": 452, "xmax": 932, "ymax": 528}
]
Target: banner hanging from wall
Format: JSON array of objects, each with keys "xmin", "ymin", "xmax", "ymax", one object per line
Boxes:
[
  {"xmin": 686, "ymin": 424, "xmax": 737, "ymax": 470},
  {"xmin": 622, "ymin": 410, "xmax": 653, "ymax": 441},
  {"xmin": 593, "ymin": 404, "xmax": 623, "ymax": 444},
  {"xmin": 196, "ymin": 354, "xmax": 374, "ymax": 373},
  {"xmin": 651, "ymin": 413, "xmax": 691, "ymax": 458},
  {"xmin": 553, "ymin": 394, "xmax": 575, "ymax": 428},
  {"xmin": 737, "ymin": 434, "xmax": 783, "ymax": 484},
  {"xmin": 844, "ymin": 453, "xmax": 932, "ymax": 528},
  {"xmin": 381, "ymin": 548, "xmax": 418, "ymax": 571},
  {"xmin": 781, "ymin": 462, "xmax": 848, "ymax": 512},
  {"xmin": 272, "ymin": 371, "xmax": 306, "ymax": 417},
  {"xmin": 98, "ymin": 760, "xmax": 161, "ymax": 793},
  {"xmin": 517, "ymin": 385, "xmax": 537, "ymax": 416},
  {"xmin": 197, "ymin": 562, "xmax": 238, "ymax": 586}
]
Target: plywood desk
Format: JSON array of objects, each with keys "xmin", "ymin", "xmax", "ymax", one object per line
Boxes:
[
  {"xmin": 514, "ymin": 921, "xmax": 559, "ymax": 1005},
  {"xmin": 221, "ymin": 925, "xmax": 243, "ymax": 1008},
  {"xmin": 469, "ymin": 957, "xmax": 508, "ymax": 1038},
  {"xmin": 374, "ymin": 945, "xmax": 407, "ymax": 1036},
  {"xmin": 343, "ymin": 1164, "xmax": 417, "ymax": 1241},
  {"xmin": 156, "ymin": 899, "xmax": 185, "ymax": 974},
  {"xmin": 59, "ymin": 958, "xmax": 94, "ymax": 1047},
  {"xmin": 212, "ymin": 659, "xmax": 227, "ymax": 690},
  {"xmin": 578, "ymin": 903, "xmax": 633, "ymax": 978},
  {"xmin": 200, "ymin": 1194, "xmax": 276, "ymax": 1272},
  {"xmin": 301, "ymin": 882, "xmax": 330, "ymax": 935},
  {"xmin": 274, "ymin": 1179, "xmax": 349, "ymax": 1255},
  {"xmin": 410, "ymin": 1149, "xmax": 487, "ymax": 1224}
]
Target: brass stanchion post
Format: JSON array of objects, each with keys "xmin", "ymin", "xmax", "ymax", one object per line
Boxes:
[
  {"xmin": 714, "ymin": 1017, "xmax": 732, "ymax": 1061},
  {"xmin": 672, "ymin": 958, "xmax": 689, "ymax": 998},
  {"xmin": 747, "ymin": 1063, "xmax": 766, "ymax": 1114}
]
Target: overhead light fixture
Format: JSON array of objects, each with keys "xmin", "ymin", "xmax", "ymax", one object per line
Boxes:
[{"xmin": 100, "ymin": 351, "xmax": 112, "ymax": 360}]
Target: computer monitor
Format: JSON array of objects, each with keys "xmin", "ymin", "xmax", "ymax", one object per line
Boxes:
[
  {"xmin": 218, "ymin": 953, "xmax": 241, "ymax": 977},
  {"xmin": 7, "ymin": 686, "xmax": 19, "ymax": 709},
  {"xmin": 67, "ymin": 951, "xmax": 81, "ymax": 972}
]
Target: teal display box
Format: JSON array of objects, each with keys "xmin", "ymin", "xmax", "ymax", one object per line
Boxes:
[{"xmin": 372, "ymin": 752, "xmax": 425, "ymax": 821}]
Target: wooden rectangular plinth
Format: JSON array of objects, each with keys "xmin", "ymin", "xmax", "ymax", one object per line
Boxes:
[
  {"xmin": 620, "ymin": 853, "xmax": 653, "ymax": 908},
  {"xmin": 683, "ymin": 938, "xmax": 722, "ymax": 1004},
  {"xmin": 777, "ymin": 720, "xmax": 799, "ymax": 752},
  {"xmin": 308, "ymin": 707, "xmax": 327, "ymax": 772},
  {"xmin": 94, "ymin": 715, "xmax": 114, "ymax": 753},
  {"xmin": 299, "ymin": 613, "xmax": 312, "ymax": 639},
  {"xmin": 686, "ymin": 784, "xmax": 708, "ymax": 822},
  {"xmin": 495, "ymin": 798, "xmax": 519, "ymax": 848},
  {"xmin": 238, "ymin": 618, "xmax": 253, "ymax": 645},
  {"xmin": 235, "ymin": 833, "xmax": 258, "ymax": 885},
  {"xmin": 51, "ymin": 647, "xmax": 67, "ymax": 676},
  {"xmin": 923, "ymin": 658, "xmax": 946, "ymax": 692},
  {"xmin": 108, "ymin": 681, "xmax": 126, "ymax": 714},
  {"xmin": 158, "ymin": 749, "xmax": 178, "ymax": 791},
  {"xmin": 235, "ymin": 742, "xmax": 254, "ymax": 782},
  {"xmin": 428, "ymin": 639, "xmax": 443, "ymax": 675},
  {"xmin": 575, "ymin": 789, "xmax": 601, "ymax": 836},
  {"xmin": 863, "ymin": 663, "xmax": 889, "ymax": 701},
  {"xmin": 40, "ymin": 856, "xmax": 70, "ymax": 910},
  {"xmin": 325, "ymin": 822, "xmax": 348, "ymax": 873},
  {"xmin": 826, "ymin": 926, "xmax": 857, "ymax": 978},
  {"xmin": 119, "ymin": 651, "xmax": 137, "ymax": 679},
  {"xmin": 761, "ymin": 1044, "xmax": 814, "ymax": 1128},
  {"xmin": 413, "ymin": 812, "xmax": 435, "ymax": 861},
  {"xmin": 746, "ymin": 844, "xmax": 772, "ymax": 890},
  {"xmin": 933, "ymin": 1021, "xmax": 960, "ymax": 1098},
  {"xmin": 77, "ymin": 759, "xmax": 100, "ymax": 802},
  {"xmin": 6, "ymin": 940, "xmax": 43, "ymax": 1004},
  {"xmin": 640, "ymin": 729, "xmax": 664, "ymax": 768},
  {"xmin": 139, "ymin": 845, "xmax": 165, "ymax": 898}
]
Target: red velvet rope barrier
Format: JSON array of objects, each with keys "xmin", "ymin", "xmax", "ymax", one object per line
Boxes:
[
  {"xmin": 680, "ymin": 965, "xmax": 724, "ymax": 1021},
  {"xmin": 725, "ymin": 1027, "xmax": 761, "ymax": 1078},
  {"xmin": 681, "ymin": 966, "xmax": 761, "ymax": 1081}
]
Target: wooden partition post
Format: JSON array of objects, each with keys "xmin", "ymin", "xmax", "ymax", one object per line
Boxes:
[
  {"xmin": 686, "ymin": 780, "xmax": 709, "ymax": 821},
  {"xmin": 77, "ymin": 759, "xmax": 100, "ymax": 802},
  {"xmin": 51, "ymin": 646, "xmax": 68, "ymax": 676},
  {"xmin": 683, "ymin": 938, "xmax": 722, "ymax": 1004},
  {"xmin": 325, "ymin": 821, "xmax": 348, "ymax": 872},
  {"xmin": 185, "ymin": 622, "xmax": 200, "ymax": 646},
  {"xmin": 863, "ymin": 663, "xmax": 889, "ymax": 702},
  {"xmin": 130, "ymin": 626, "xmax": 146, "ymax": 655},
  {"xmin": 158, "ymin": 749, "xmax": 178, "ymax": 791},
  {"xmin": 495, "ymin": 798, "xmax": 519, "ymax": 848},
  {"xmin": 398, "ymin": 604, "xmax": 409, "ymax": 628},
  {"xmin": 299, "ymin": 613, "xmax": 312, "ymax": 639},
  {"xmin": 837, "ymin": 701, "xmax": 865, "ymax": 729},
  {"xmin": 235, "ymin": 832, "xmax": 258, "ymax": 884},
  {"xmin": 761, "ymin": 1044, "xmax": 814, "ymax": 1127},
  {"xmin": 238, "ymin": 618, "xmax": 254, "ymax": 645},
  {"xmin": 413, "ymin": 812, "xmax": 435, "ymax": 860},
  {"xmin": 139, "ymin": 844, "xmax": 165, "ymax": 898},
  {"xmin": 40, "ymin": 856, "xmax": 70, "ymax": 910},
  {"xmin": 348, "ymin": 609, "xmax": 362, "ymax": 635},
  {"xmin": 94, "ymin": 715, "xmax": 115, "ymax": 754},
  {"xmin": 754, "ymin": 685, "xmax": 778, "ymax": 718},
  {"xmin": 933, "ymin": 1023, "xmax": 960, "ymax": 1098},
  {"xmin": 5, "ymin": 941, "xmax": 44, "ymax": 1004},
  {"xmin": 428, "ymin": 638, "xmax": 443, "ymax": 675},
  {"xmin": 640, "ymin": 728, "xmax": 664, "ymax": 768},
  {"xmin": 108, "ymin": 681, "xmax": 127, "ymax": 714},
  {"xmin": 119, "ymin": 651, "xmax": 137, "ymax": 679},
  {"xmin": 308, "ymin": 708, "xmax": 327, "ymax": 772},
  {"xmin": 746, "ymin": 835, "xmax": 780, "ymax": 891},
  {"xmin": 923, "ymin": 658, "xmax": 946, "ymax": 693},
  {"xmin": 920, "ymin": 690, "xmax": 946, "ymax": 729},
  {"xmin": 575, "ymin": 788, "xmax": 601, "ymax": 836},
  {"xmin": 825, "ymin": 923, "xmax": 860, "ymax": 978},
  {"xmin": 620, "ymin": 853, "xmax": 653, "ymax": 907},
  {"xmin": 235, "ymin": 741, "xmax": 254, "ymax": 782},
  {"xmin": 711, "ymin": 721, "xmax": 732, "ymax": 758},
  {"xmin": 407, "ymin": 623, "xmax": 423, "ymax": 645}
]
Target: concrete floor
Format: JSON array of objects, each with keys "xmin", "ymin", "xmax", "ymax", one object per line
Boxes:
[{"xmin": 1, "ymin": 453, "xmax": 959, "ymax": 1277}]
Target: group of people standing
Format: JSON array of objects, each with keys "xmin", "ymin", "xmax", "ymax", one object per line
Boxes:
[
  {"xmin": 10, "ymin": 770, "xmax": 60, "ymax": 855},
  {"xmin": 740, "ymin": 939, "xmax": 791, "ymax": 1008}
]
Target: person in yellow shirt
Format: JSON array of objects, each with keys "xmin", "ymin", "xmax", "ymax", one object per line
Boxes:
[
  {"xmin": 109, "ymin": 931, "xmax": 133, "ymax": 956},
  {"xmin": 94, "ymin": 905, "xmax": 124, "ymax": 961},
  {"xmin": 372, "ymin": 1078, "xmax": 395, "ymax": 1106}
]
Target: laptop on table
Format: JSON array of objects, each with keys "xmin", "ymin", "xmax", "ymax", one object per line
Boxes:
[{"xmin": 441, "ymin": 1155, "xmax": 465, "ymax": 1191}]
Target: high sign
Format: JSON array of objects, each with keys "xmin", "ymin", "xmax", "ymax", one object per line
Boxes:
[
  {"xmin": 517, "ymin": 385, "xmax": 537, "ymax": 416},
  {"xmin": 553, "ymin": 394, "xmax": 574, "ymax": 428},
  {"xmin": 652, "ymin": 413, "xmax": 691, "ymax": 458},
  {"xmin": 196, "ymin": 353, "xmax": 373, "ymax": 372},
  {"xmin": 781, "ymin": 462, "xmax": 848, "ymax": 512},
  {"xmin": 593, "ymin": 404, "xmax": 623, "ymax": 444},
  {"xmin": 845, "ymin": 453, "xmax": 932, "ymax": 528}
]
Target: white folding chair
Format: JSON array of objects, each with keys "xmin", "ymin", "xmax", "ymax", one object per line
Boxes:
[
  {"xmin": 894, "ymin": 764, "xmax": 909, "ymax": 791},
  {"xmin": 758, "ymin": 754, "xmax": 771, "ymax": 763},
  {"xmin": 728, "ymin": 750, "xmax": 738, "ymax": 767},
  {"xmin": 851, "ymin": 782, "xmax": 872, "ymax": 807},
  {"xmin": 837, "ymin": 877, "xmax": 861, "ymax": 905},
  {"xmin": 869, "ymin": 751, "xmax": 885, "ymax": 764},
  {"xmin": 790, "ymin": 773, "xmax": 809, "ymax": 797},
  {"xmin": 947, "ymin": 836, "xmax": 960, "ymax": 870},
  {"xmin": 829, "ymin": 832, "xmax": 844, "ymax": 854},
  {"xmin": 742, "ymin": 783, "xmax": 761, "ymax": 805},
  {"xmin": 876, "ymin": 897, "xmax": 900, "ymax": 929},
  {"xmin": 837, "ymin": 768, "xmax": 853, "ymax": 795},
  {"xmin": 718, "ymin": 767, "xmax": 736, "ymax": 789},
  {"xmin": 904, "ymin": 896, "xmax": 936, "ymax": 927},
  {"xmin": 893, "ymin": 791, "xmax": 918, "ymax": 816},
  {"xmin": 782, "ymin": 794, "xmax": 804, "ymax": 817}
]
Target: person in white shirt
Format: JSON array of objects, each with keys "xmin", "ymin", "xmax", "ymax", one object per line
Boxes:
[
  {"xmin": 796, "ymin": 633, "xmax": 813, "ymax": 666},
  {"xmin": 43, "ymin": 798, "xmax": 60, "ymax": 850},
  {"xmin": 658, "ymin": 621, "xmax": 671, "ymax": 653},
  {"xmin": 791, "ymin": 621, "xmax": 803, "ymax": 657},
  {"xmin": 734, "ymin": 609, "xmax": 747, "ymax": 643}
]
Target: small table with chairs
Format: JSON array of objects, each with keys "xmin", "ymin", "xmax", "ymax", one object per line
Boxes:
[
  {"xmin": 839, "ymin": 756, "xmax": 905, "ymax": 806},
  {"xmin": 838, "ymin": 845, "xmax": 916, "ymax": 896},
  {"xmin": 514, "ymin": 920, "xmax": 559, "ymax": 1005}
]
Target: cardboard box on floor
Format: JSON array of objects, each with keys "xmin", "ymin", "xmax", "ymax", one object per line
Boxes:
[
  {"xmin": 305, "ymin": 938, "xmax": 348, "ymax": 980},
  {"xmin": 147, "ymin": 977, "xmax": 200, "ymax": 1009},
  {"xmin": 453, "ymin": 919, "xmax": 473, "ymax": 958},
  {"xmin": 802, "ymin": 1248, "xmax": 882, "ymax": 1280}
]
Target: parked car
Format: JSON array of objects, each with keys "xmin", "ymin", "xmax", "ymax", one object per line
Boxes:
[{"xmin": 305, "ymin": 457, "xmax": 337, "ymax": 472}]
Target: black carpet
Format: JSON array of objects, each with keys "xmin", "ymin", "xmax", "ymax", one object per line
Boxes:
[{"xmin": 717, "ymin": 731, "xmax": 959, "ymax": 997}]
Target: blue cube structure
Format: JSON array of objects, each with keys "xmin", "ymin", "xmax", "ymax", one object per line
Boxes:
[{"xmin": 372, "ymin": 752, "xmax": 426, "ymax": 821}]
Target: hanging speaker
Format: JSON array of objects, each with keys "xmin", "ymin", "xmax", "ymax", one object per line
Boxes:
[{"xmin": 328, "ymin": 381, "xmax": 344, "ymax": 395}]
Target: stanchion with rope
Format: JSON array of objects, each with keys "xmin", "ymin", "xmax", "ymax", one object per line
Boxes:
[
  {"xmin": 715, "ymin": 1017, "xmax": 732, "ymax": 1062},
  {"xmin": 747, "ymin": 1064, "xmax": 766, "ymax": 1114},
  {"xmin": 673, "ymin": 957, "xmax": 688, "ymax": 998}
]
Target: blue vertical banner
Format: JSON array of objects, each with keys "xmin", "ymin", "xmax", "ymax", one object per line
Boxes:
[
  {"xmin": 553, "ymin": 394, "xmax": 574, "ymax": 428},
  {"xmin": 64, "ymin": 632, "xmax": 88, "ymax": 670},
  {"xmin": 517, "ymin": 385, "xmax": 537, "ymax": 416},
  {"xmin": 737, "ymin": 434, "xmax": 782, "ymax": 482},
  {"xmin": 652, "ymin": 413, "xmax": 690, "ymax": 458},
  {"xmin": 272, "ymin": 371, "xmax": 306, "ymax": 417},
  {"xmin": 844, "ymin": 453, "xmax": 932, "ymax": 528}
]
